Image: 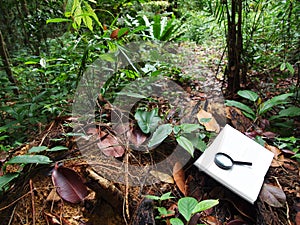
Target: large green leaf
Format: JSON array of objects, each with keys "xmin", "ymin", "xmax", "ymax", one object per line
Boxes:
[
  {"xmin": 135, "ymin": 109, "xmax": 161, "ymax": 134},
  {"xmin": 0, "ymin": 173, "xmax": 19, "ymax": 191},
  {"xmin": 237, "ymin": 90, "xmax": 259, "ymax": 102},
  {"xmin": 192, "ymin": 199, "xmax": 219, "ymax": 214},
  {"xmin": 176, "ymin": 136, "xmax": 194, "ymax": 156},
  {"xmin": 148, "ymin": 124, "xmax": 173, "ymax": 148},
  {"xmin": 178, "ymin": 197, "xmax": 198, "ymax": 222},
  {"xmin": 269, "ymin": 106, "xmax": 300, "ymax": 120},
  {"xmin": 170, "ymin": 218, "xmax": 184, "ymax": 225},
  {"xmin": 225, "ymin": 100, "xmax": 256, "ymax": 120},
  {"xmin": 28, "ymin": 146, "xmax": 48, "ymax": 153},
  {"xmin": 258, "ymin": 93, "xmax": 293, "ymax": 115},
  {"xmin": 7, "ymin": 155, "xmax": 52, "ymax": 164}
]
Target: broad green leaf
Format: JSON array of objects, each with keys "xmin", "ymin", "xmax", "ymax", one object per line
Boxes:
[
  {"xmin": 99, "ymin": 53, "xmax": 116, "ymax": 62},
  {"xmin": 286, "ymin": 62, "xmax": 294, "ymax": 74},
  {"xmin": 225, "ymin": 100, "xmax": 255, "ymax": 117},
  {"xmin": 178, "ymin": 197, "xmax": 198, "ymax": 221},
  {"xmin": 179, "ymin": 124, "xmax": 201, "ymax": 133},
  {"xmin": 280, "ymin": 62, "xmax": 286, "ymax": 71},
  {"xmin": 29, "ymin": 146, "xmax": 48, "ymax": 153},
  {"xmin": 118, "ymin": 28, "xmax": 129, "ymax": 38},
  {"xmin": 160, "ymin": 191, "xmax": 175, "ymax": 201},
  {"xmin": 82, "ymin": 12, "xmax": 93, "ymax": 31},
  {"xmin": 7, "ymin": 155, "xmax": 52, "ymax": 164},
  {"xmin": 46, "ymin": 18, "xmax": 72, "ymax": 24},
  {"xmin": 270, "ymin": 106, "xmax": 300, "ymax": 120},
  {"xmin": 242, "ymin": 111, "xmax": 256, "ymax": 120},
  {"xmin": 135, "ymin": 109, "xmax": 161, "ymax": 134},
  {"xmin": 192, "ymin": 199, "xmax": 219, "ymax": 214},
  {"xmin": 157, "ymin": 207, "xmax": 168, "ymax": 216},
  {"xmin": 176, "ymin": 136, "xmax": 194, "ymax": 156},
  {"xmin": 148, "ymin": 124, "xmax": 173, "ymax": 147},
  {"xmin": 170, "ymin": 218, "xmax": 184, "ymax": 225},
  {"xmin": 48, "ymin": 146, "xmax": 69, "ymax": 152},
  {"xmin": 0, "ymin": 173, "xmax": 19, "ymax": 190},
  {"xmin": 258, "ymin": 93, "xmax": 293, "ymax": 115},
  {"xmin": 65, "ymin": 0, "xmax": 74, "ymax": 13},
  {"xmin": 145, "ymin": 195, "xmax": 161, "ymax": 201},
  {"xmin": 237, "ymin": 90, "xmax": 259, "ymax": 102}
]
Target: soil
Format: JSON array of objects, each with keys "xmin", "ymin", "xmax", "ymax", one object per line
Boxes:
[{"xmin": 0, "ymin": 43, "xmax": 299, "ymax": 225}]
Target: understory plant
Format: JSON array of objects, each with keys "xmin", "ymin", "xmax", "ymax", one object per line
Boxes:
[
  {"xmin": 146, "ymin": 192, "xmax": 219, "ymax": 225},
  {"xmin": 225, "ymin": 90, "xmax": 300, "ymax": 132},
  {"xmin": 134, "ymin": 108, "xmax": 207, "ymax": 156}
]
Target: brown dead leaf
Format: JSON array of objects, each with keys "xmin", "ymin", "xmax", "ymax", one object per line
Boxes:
[
  {"xmin": 296, "ymin": 212, "xmax": 300, "ymax": 225},
  {"xmin": 127, "ymin": 127, "xmax": 147, "ymax": 148},
  {"xmin": 173, "ymin": 162, "xmax": 186, "ymax": 195},
  {"xmin": 197, "ymin": 109, "xmax": 220, "ymax": 133},
  {"xmin": 265, "ymin": 144, "xmax": 284, "ymax": 167},
  {"xmin": 259, "ymin": 183, "xmax": 286, "ymax": 208},
  {"xmin": 225, "ymin": 106, "xmax": 252, "ymax": 132},
  {"xmin": 150, "ymin": 170, "xmax": 174, "ymax": 184},
  {"xmin": 97, "ymin": 131, "xmax": 124, "ymax": 157}
]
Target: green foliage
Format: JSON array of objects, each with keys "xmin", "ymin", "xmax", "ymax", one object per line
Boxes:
[
  {"xmin": 225, "ymin": 90, "xmax": 298, "ymax": 126},
  {"xmin": 134, "ymin": 108, "xmax": 161, "ymax": 134},
  {"xmin": 147, "ymin": 192, "xmax": 218, "ymax": 224},
  {"xmin": 7, "ymin": 155, "xmax": 52, "ymax": 165}
]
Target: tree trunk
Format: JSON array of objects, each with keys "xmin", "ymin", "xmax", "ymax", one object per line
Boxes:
[
  {"xmin": 0, "ymin": 29, "xmax": 19, "ymax": 95},
  {"xmin": 225, "ymin": 0, "xmax": 244, "ymax": 97}
]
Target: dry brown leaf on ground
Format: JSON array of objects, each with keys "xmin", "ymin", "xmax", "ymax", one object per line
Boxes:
[
  {"xmin": 197, "ymin": 109, "xmax": 220, "ymax": 133},
  {"xmin": 150, "ymin": 170, "xmax": 174, "ymax": 184},
  {"xmin": 173, "ymin": 162, "xmax": 186, "ymax": 195},
  {"xmin": 296, "ymin": 211, "xmax": 300, "ymax": 225},
  {"xmin": 97, "ymin": 131, "xmax": 125, "ymax": 157},
  {"xmin": 259, "ymin": 183, "xmax": 286, "ymax": 208},
  {"xmin": 265, "ymin": 144, "xmax": 285, "ymax": 167}
]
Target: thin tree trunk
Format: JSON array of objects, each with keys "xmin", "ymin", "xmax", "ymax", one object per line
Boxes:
[
  {"xmin": 0, "ymin": 29, "xmax": 19, "ymax": 95},
  {"xmin": 225, "ymin": 0, "xmax": 243, "ymax": 96}
]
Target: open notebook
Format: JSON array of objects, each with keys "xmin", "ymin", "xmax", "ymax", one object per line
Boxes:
[{"xmin": 194, "ymin": 124, "xmax": 274, "ymax": 204}]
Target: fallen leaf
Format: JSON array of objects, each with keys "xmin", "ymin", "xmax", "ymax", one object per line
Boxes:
[
  {"xmin": 259, "ymin": 183, "xmax": 286, "ymax": 208},
  {"xmin": 296, "ymin": 212, "xmax": 300, "ymax": 225},
  {"xmin": 127, "ymin": 127, "xmax": 147, "ymax": 148},
  {"xmin": 173, "ymin": 162, "xmax": 186, "ymax": 195},
  {"xmin": 97, "ymin": 131, "xmax": 124, "ymax": 157},
  {"xmin": 227, "ymin": 219, "xmax": 248, "ymax": 225},
  {"xmin": 52, "ymin": 163, "xmax": 88, "ymax": 204},
  {"xmin": 150, "ymin": 170, "xmax": 174, "ymax": 184},
  {"xmin": 197, "ymin": 109, "xmax": 220, "ymax": 133},
  {"xmin": 265, "ymin": 144, "xmax": 284, "ymax": 167},
  {"xmin": 46, "ymin": 189, "xmax": 61, "ymax": 202}
]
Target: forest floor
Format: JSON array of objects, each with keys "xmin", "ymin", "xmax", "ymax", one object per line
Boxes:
[{"xmin": 0, "ymin": 42, "xmax": 299, "ymax": 225}]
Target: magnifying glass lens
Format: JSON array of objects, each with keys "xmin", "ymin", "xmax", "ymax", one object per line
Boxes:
[{"xmin": 214, "ymin": 153, "xmax": 233, "ymax": 170}]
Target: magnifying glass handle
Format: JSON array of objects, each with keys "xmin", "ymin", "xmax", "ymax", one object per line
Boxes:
[{"xmin": 233, "ymin": 161, "xmax": 252, "ymax": 166}]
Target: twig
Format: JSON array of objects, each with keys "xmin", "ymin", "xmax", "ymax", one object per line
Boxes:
[
  {"xmin": 39, "ymin": 120, "xmax": 55, "ymax": 146},
  {"xmin": 30, "ymin": 179, "xmax": 36, "ymax": 225},
  {"xmin": 7, "ymin": 205, "xmax": 17, "ymax": 225},
  {"xmin": 273, "ymin": 176, "xmax": 292, "ymax": 225},
  {"xmin": 0, "ymin": 192, "xmax": 31, "ymax": 211}
]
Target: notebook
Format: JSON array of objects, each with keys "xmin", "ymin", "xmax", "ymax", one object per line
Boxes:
[{"xmin": 194, "ymin": 124, "xmax": 274, "ymax": 203}]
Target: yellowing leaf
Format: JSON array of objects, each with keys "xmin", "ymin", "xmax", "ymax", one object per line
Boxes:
[
  {"xmin": 150, "ymin": 170, "xmax": 174, "ymax": 184},
  {"xmin": 197, "ymin": 109, "xmax": 220, "ymax": 133}
]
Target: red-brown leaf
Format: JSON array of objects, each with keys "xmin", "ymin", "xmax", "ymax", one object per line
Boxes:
[
  {"xmin": 97, "ymin": 132, "xmax": 124, "ymax": 157},
  {"xmin": 296, "ymin": 211, "xmax": 300, "ymax": 225},
  {"xmin": 173, "ymin": 162, "xmax": 186, "ymax": 196},
  {"xmin": 51, "ymin": 164, "xmax": 88, "ymax": 204},
  {"xmin": 127, "ymin": 127, "xmax": 147, "ymax": 148},
  {"xmin": 260, "ymin": 183, "xmax": 286, "ymax": 208}
]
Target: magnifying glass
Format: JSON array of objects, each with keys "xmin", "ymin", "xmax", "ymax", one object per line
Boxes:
[{"xmin": 214, "ymin": 152, "xmax": 252, "ymax": 170}]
